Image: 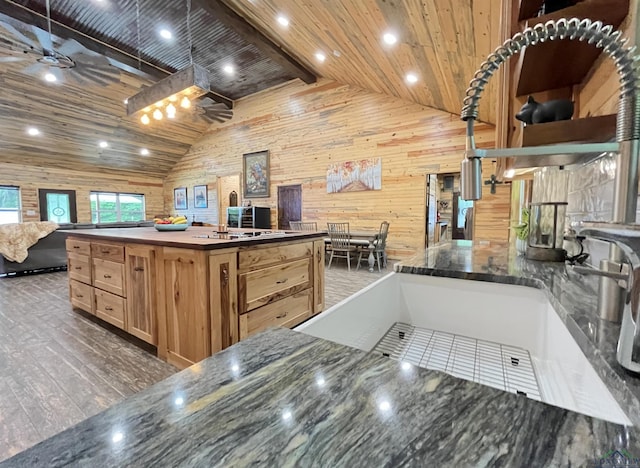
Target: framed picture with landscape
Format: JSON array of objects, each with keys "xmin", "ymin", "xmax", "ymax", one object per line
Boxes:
[
  {"xmin": 194, "ymin": 185, "xmax": 208, "ymax": 208},
  {"xmin": 174, "ymin": 187, "xmax": 188, "ymax": 210},
  {"xmin": 243, "ymin": 150, "xmax": 269, "ymax": 198}
]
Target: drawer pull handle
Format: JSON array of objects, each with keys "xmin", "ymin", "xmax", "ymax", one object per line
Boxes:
[
  {"xmin": 101, "ymin": 250, "xmax": 110, "ymax": 254},
  {"xmin": 103, "ymin": 274, "xmax": 112, "ymax": 279},
  {"xmin": 276, "ymin": 312, "xmax": 288, "ymax": 319},
  {"xmin": 73, "ymin": 245, "xmax": 80, "ymax": 249},
  {"xmin": 76, "ymin": 294, "xmax": 83, "ymax": 298},
  {"xmin": 75, "ymin": 266, "xmax": 82, "ymax": 270},
  {"xmin": 134, "ymin": 267, "xmax": 144, "ymax": 272},
  {"xmin": 276, "ymin": 278, "xmax": 288, "ymax": 284},
  {"xmin": 105, "ymin": 306, "xmax": 113, "ymax": 311}
]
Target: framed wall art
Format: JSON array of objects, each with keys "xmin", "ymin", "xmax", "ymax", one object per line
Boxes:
[
  {"xmin": 174, "ymin": 187, "xmax": 188, "ymax": 210},
  {"xmin": 243, "ymin": 150, "xmax": 269, "ymax": 198},
  {"xmin": 326, "ymin": 158, "xmax": 382, "ymax": 193},
  {"xmin": 194, "ymin": 184, "xmax": 208, "ymax": 208}
]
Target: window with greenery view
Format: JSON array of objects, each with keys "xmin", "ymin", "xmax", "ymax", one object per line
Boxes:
[
  {"xmin": 90, "ymin": 192, "xmax": 145, "ymax": 223},
  {"xmin": 0, "ymin": 186, "xmax": 20, "ymax": 225}
]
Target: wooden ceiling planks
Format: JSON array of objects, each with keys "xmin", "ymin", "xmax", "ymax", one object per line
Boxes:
[
  {"xmin": 224, "ymin": 0, "xmax": 501, "ymax": 124},
  {"xmin": 0, "ymin": 50, "xmax": 208, "ymax": 176}
]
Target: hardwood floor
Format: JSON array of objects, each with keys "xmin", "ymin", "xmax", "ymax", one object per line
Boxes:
[{"xmin": 0, "ymin": 263, "xmax": 388, "ymax": 462}]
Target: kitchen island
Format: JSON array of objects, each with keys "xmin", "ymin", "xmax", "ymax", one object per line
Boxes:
[
  {"xmin": 65, "ymin": 227, "xmax": 325, "ymax": 369},
  {"xmin": 4, "ymin": 240, "xmax": 640, "ymax": 466}
]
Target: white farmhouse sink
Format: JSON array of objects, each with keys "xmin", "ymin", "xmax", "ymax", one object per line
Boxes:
[{"xmin": 295, "ymin": 272, "xmax": 631, "ymax": 425}]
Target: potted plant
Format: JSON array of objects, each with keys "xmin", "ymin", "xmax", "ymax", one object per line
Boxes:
[{"xmin": 512, "ymin": 207, "xmax": 529, "ymax": 255}]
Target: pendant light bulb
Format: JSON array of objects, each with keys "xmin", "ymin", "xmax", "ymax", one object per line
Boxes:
[
  {"xmin": 180, "ymin": 96, "xmax": 191, "ymax": 109},
  {"xmin": 141, "ymin": 114, "xmax": 150, "ymax": 125},
  {"xmin": 166, "ymin": 103, "xmax": 177, "ymax": 118},
  {"xmin": 153, "ymin": 109, "xmax": 163, "ymax": 120}
]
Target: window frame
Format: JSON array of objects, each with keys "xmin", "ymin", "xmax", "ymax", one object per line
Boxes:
[
  {"xmin": 90, "ymin": 192, "xmax": 146, "ymax": 223},
  {"xmin": 0, "ymin": 185, "xmax": 21, "ymax": 225}
]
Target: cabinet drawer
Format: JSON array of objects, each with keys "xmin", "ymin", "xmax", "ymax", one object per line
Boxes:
[
  {"xmin": 91, "ymin": 242, "xmax": 125, "ymax": 263},
  {"xmin": 238, "ymin": 242, "xmax": 312, "ymax": 271},
  {"xmin": 95, "ymin": 289, "xmax": 126, "ymax": 329},
  {"xmin": 68, "ymin": 253, "xmax": 91, "ymax": 284},
  {"xmin": 239, "ymin": 289, "xmax": 313, "ymax": 339},
  {"xmin": 239, "ymin": 258, "xmax": 311, "ymax": 313},
  {"xmin": 69, "ymin": 279, "xmax": 94, "ymax": 314},
  {"xmin": 66, "ymin": 238, "xmax": 91, "ymax": 256},
  {"xmin": 93, "ymin": 258, "xmax": 126, "ymax": 296}
]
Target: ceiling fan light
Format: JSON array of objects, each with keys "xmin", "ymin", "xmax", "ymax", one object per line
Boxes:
[
  {"xmin": 180, "ymin": 96, "xmax": 191, "ymax": 109},
  {"xmin": 44, "ymin": 72, "xmax": 57, "ymax": 82},
  {"xmin": 141, "ymin": 114, "xmax": 150, "ymax": 125},
  {"xmin": 153, "ymin": 109, "xmax": 163, "ymax": 120}
]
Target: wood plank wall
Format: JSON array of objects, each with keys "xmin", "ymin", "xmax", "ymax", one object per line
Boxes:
[
  {"xmin": 577, "ymin": 0, "xmax": 637, "ymax": 116},
  {"xmin": 0, "ymin": 162, "xmax": 164, "ymax": 223},
  {"xmin": 164, "ymin": 79, "xmax": 501, "ymax": 258}
]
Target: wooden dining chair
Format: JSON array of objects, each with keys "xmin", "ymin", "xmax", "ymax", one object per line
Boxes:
[
  {"xmin": 327, "ymin": 222, "xmax": 361, "ymax": 271},
  {"xmin": 289, "ymin": 221, "xmax": 303, "ymax": 230},
  {"xmin": 358, "ymin": 221, "xmax": 390, "ymax": 272}
]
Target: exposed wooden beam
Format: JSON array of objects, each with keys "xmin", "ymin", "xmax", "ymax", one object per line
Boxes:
[
  {"xmin": 0, "ymin": 0, "xmax": 168, "ymax": 81},
  {"xmin": 195, "ymin": 0, "xmax": 317, "ymax": 85}
]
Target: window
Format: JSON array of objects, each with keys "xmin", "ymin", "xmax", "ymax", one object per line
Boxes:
[
  {"xmin": 90, "ymin": 192, "xmax": 145, "ymax": 223},
  {"xmin": 0, "ymin": 186, "xmax": 20, "ymax": 224}
]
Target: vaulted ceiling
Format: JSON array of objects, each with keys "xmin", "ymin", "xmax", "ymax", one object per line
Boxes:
[{"xmin": 0, "ymin": 0, "xmax": 501, "ymax": 176}]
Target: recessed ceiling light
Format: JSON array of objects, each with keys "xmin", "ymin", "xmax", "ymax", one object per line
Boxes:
[
  {"xmin": 98, "ymin": 141, "xmax": 108, "ymax": 148},
  {"xmin": 276, "ymin": 15, "xmax": 289, "ymax": 27},
  {"xmin": 140, "ymin": 148, "xmax": 149, "ymax": 156},
  {"xmin": 159, "ymin": 29, "xmax": 173, "ymax": 40},
  {"xmin": 123, "ymin": 98, "xmax": 128, "ymax": 104},
  {"xmin": 406, "ymin": 73, "xmax": 418, "ymax": 84},
  {"xmin": 26, "ymin": 127, "xmax": 40, "ymax": 136},
  {"xmin": 383, "ymin": 32, "xmax": 397, "ymax": 45},
  {"xmin": 223, "ymin": 65, "xmax": 234, "ymax": 75},
  {"xmin": 315, "ymin": 52, "xmax": 326, "ymax": 63},
  {"xmin": 44, "ymin": 72, "xmax": 56, "ymax": 82}
]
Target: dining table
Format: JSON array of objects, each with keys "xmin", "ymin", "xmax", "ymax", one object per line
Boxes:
[{"xmin": 345, "ymin": 230, "xmax": 380, "ymax": 272}]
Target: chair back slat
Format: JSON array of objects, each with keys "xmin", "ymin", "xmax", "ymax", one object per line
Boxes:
[
  {"xmin": 327, "ymin": 222, "xmax": 351, "ymax": 249},
  {"xmin": 376, "ymin": 221, "xmax": 390, "ymax": 252},
  {"xmin": 290, "ymin": 221, "xmax": 317, "ymax": 231}
]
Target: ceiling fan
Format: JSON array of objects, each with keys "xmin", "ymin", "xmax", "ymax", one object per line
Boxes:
[
  {"xmin": 0, "ymin": 1, "xmax": 120, "ymax": 87},
  {"xmin": 196, "ymin": 95, "xmax": 233, "ymax": 124}
]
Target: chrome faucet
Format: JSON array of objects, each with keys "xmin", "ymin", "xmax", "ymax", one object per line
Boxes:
[
  {"xmin": 573, "ymin": 223, "xmax": 640, "ymax": 373},
  {"xmin": 458, "ymin": 17, "xmax": 640, "ymax": 325}
]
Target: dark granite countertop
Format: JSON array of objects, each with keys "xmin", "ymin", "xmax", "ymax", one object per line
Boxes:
[
  {"xmin": 3, "ymin": 326, "xmax": 638, "ymax": 467},
  {"xmin": 4, "ymin": 240, "xmax": 640, "ymax": 466}
]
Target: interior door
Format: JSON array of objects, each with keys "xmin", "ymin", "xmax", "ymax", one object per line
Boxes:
[
  {"xmin": 38, "ymin": 189, "xmax": 77, "ymax": 223},
  {"xmin": 277, "ymin": 185, "xmax": 302, "ymax": 230},
  {"xmin": 425, "ymin": 174, "xmax": 437, "ymax": 247}
]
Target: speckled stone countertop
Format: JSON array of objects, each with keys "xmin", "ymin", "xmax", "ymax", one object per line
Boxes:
[
  {"xmin": 4, "ymin": 241, "xmax": 640, "ymax": 466},
  {"xmin": 396, "ymin": 240, "xmax": 640, "ymax": 426}
]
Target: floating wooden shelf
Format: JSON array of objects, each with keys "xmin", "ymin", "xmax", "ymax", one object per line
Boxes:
[
  {"xmin": 514, "ymin": 0, "xmax": 629, "ymax": 96},
  {"xmin": 518, "ymin": 114, "xmax": 616, "ymax": 147}
]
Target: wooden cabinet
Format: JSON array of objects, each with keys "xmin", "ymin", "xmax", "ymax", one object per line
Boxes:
[
  {"xmin": 67, "ymin": 234, "xmax": 325, "ymax": 370},
  {"xmin": 162, "ymin": 248, "xmax": 210, "ymax": 369},
  {"xmin": 125, "ymin": 244, "xmax": 157, "ymax": 345}
]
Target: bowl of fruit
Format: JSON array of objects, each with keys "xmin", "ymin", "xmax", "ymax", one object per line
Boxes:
[{"xmin": 154, "ymin": 216, "xmax": 188, "ymax": 231}]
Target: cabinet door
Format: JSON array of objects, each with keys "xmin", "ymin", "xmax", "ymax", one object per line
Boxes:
[
  {"xmin": 163, "ymin": 248, "xmax": 210, "ymax": 369},
  {"xmin": 209, "ymin": 251, "xmax": 238, "ymax": 351},
  {"xmin": 125, "ymin": 245, "xmax": 157, "ymax": 345}
]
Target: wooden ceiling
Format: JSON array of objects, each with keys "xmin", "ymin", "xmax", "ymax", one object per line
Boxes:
[
  {"xmin": 224, "ymin": 0, "xmax": 502, "ymax": 124},
  {"xmin": 0, "ymin": 0, "xmax": 502, "ymax": 177}
]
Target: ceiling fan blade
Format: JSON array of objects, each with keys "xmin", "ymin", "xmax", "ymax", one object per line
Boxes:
[
  {"xmin": 0, "ymin": 56, "xmax": 27, "ymax": 63},
  {"xmin": 22, "ymin": 62, "xmax": 45, "ymax": 76},
  {"xmin": 56, "ymin": 38, "xmax": 85, "ymax": 57},
  {"xmin": 31, "ymin": 25, "xmax": 53, "ymax": 52},
  {"xmin": 0, "ymin": 22, "xmax": 39, "ymax": 49}
]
